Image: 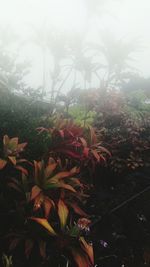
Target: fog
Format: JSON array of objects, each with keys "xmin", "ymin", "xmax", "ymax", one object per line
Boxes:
[{"xmin": 0, "ymin": 0, "xmax": 150, "ymax": 97}]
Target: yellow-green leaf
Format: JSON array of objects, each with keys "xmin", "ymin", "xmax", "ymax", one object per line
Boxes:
[
  {"xmin": 8, "ymin": 156, "xmax": 17, "ymax": 165},
  {"xmin": 58, "ymin": 199, "xmax": 69, "ymax": 229},
  {"xmin": 8, "ymin": 137, "xmax": 18, "ymax": 150},
  {"xmin": 48, "ymin": 171, "xmax": 71, "ymax": 182},
  {"xmin": 30, "ymin": 217, "xmax": 57, "ymax": 236}
]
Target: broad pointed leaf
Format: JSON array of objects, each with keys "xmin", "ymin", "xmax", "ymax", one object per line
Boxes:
[
  {"xmin": 58, "ymin": 199, "xmax": 69, "ymax": 229},
  {"xmin": 38, "ymin": 240, "xmax": 46, "ymax": 259},
  {"xmin": 89, "ymin": 126, "xmax": 97, "ymax": 145},
  {"xmin": 69, "ymin": 202, "xmax": 88, "ymax": 217},
  {"xmin": 0, "ymin": 158, "xmax": 7, "ymax": 169},
  {"xmin": 3, "ymin": 135, "xmax": 9, "ymax": 146},
  {"xmin": 29, "ymin": 217, "xmax": 57, "ymax": 236},
  {"xmin": 8, "ymin": 156, "xmax": 17, "ymax": 165},
  {"xmin": 80, "ymin": 237, "xmax": 94, "ymax": 265},
  {"xmin": 44, "ymin": 197, "xmax": 54, "ymax": 219},
  {"xmin": 48, "ymin": 171, "xmax": 72, "ymax": 182},
  {"xmin": 71, "ymin": 249, "xmax": 89, "ymax": 267},
  {"xmin": 44, "ymin": 163, "xmax": 57, "ymax": 178},
  {"xmin": 9, "ymin": 137, "xmax": 18, "ymax": 150},
  {"xmin": 17, "ymin": 142, "xmax": 27, "ymax": 151},
  {"xmin": 31, "ymin": 185, "xmax": 42, "ymax": 200},
  {"xmin": 15, "ymin": 165, "xmax": 28, "ymax": 175}
]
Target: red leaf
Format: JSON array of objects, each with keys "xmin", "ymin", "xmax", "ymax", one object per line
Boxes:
[
  {"xmin": 79, "ymin": 137, "xmax": 87, "ymax": 147},
  {"xmin": 15, "ymin": 165, "xmax": 28, "ymax": 176},
  {"xmin": 58, "ymin": 130, "xmax": 65, "ymax": 138},
  {"xmin": 83, "ymin": 147, "xmax": 90, "ymax": 158},
  {"xmin": 91, "ymin": 150, "xmax": 100, "ymax": 162},
  {"xmin": 17, "ymin": 142, "xmax": 27, "ymax": 151},
  {"xmin": 69, "ymin": 202, "xmax": 88, "ymax": 217}
]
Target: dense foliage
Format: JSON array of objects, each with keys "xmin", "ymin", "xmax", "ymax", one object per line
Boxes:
[
  {"xmin": 0, "ymin": 86, "xmax": 149, "ymax": 267},
  {"xmin": 0, "ymin": 25, "xmax": 150, "ymax": 267}
]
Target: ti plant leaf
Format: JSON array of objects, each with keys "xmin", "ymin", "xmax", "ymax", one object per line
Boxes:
[
  {"xmin": 58, "ymin": 199, "xmax": 69, "ymax": 229},
  {"xmin": 29, "ymin": 217, "xmax": 57, "ymax": 236}
]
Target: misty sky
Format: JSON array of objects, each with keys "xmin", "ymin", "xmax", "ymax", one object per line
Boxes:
[{"xmin": 0, "ymin": 0, "xmax": 150, "ymax": 90}]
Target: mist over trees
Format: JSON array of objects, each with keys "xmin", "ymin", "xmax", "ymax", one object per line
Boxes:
[{"xmin": 0, "ymin": 1, "xmax": 150, "ymax": 267}]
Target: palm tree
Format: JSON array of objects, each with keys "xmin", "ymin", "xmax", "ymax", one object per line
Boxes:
[
  {"xmin": 66, "ymin": 32, "xmax": 101, "ymax": 90},
  {"xmin": 91, "ymin": 31, "xmax": 138, "ymax": 89}
]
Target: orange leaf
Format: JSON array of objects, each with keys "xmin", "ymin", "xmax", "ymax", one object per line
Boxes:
[
  {"xmin": 31, "ymin": 185, "xmax": 42, "ymax": 201},
  {"xmin": 89, "ymin": 126, "xmax": 97, "ymax": 145},
  {"xmin": 44, "ymin": 197, "xmax": 54, "ymax": 219},
  {"xmin": 58, "ymin": 199, "xmax": 69, "ymax": 228},
  {"xmin": 44, "ymin": 163, "xmax": 57, "ymax": 178},
  {"xmin": 70, "ymin": 203, "xmax": 88, "ymax": 217},
  {"xmin": 80, "ymin": 137, "xmax": 87, "ymax": 147},
  {"xmin": 91, "ymin": 150, "xmax": 100, "ymax": 162},
  {"xmin": 70, "ymin": 166, "xmax": 80, "ymax": 174},
  {"xmin": 80, "ymin": 237, "xmax": 94, "ymax": 265},
  {"xmin": 71, "ymin": 249, "xmax": 89, "ymax": 267},
  {"xmin": 29, "ymin": 217, "xmax": 57, "ymax": 236},
  {"xmin": 0, "ymin": 158, "xmax": 7, "ymax": 169},
  {"xmin": 17, "ymin": 142, "xmax": 27, "ymax": 151},
  {"xmin": 57, "ymin": 183, "xmax": 76, "ymax": 193}
]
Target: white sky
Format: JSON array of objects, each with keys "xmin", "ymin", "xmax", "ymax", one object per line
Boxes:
[{"xmin": 0, "ymin": 0, "xmax": 150, "ymax": 89}]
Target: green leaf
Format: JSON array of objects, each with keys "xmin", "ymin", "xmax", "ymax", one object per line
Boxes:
[{"xmin": 45, "ymin": 182, "xmax": 76, "ymax": 193}]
